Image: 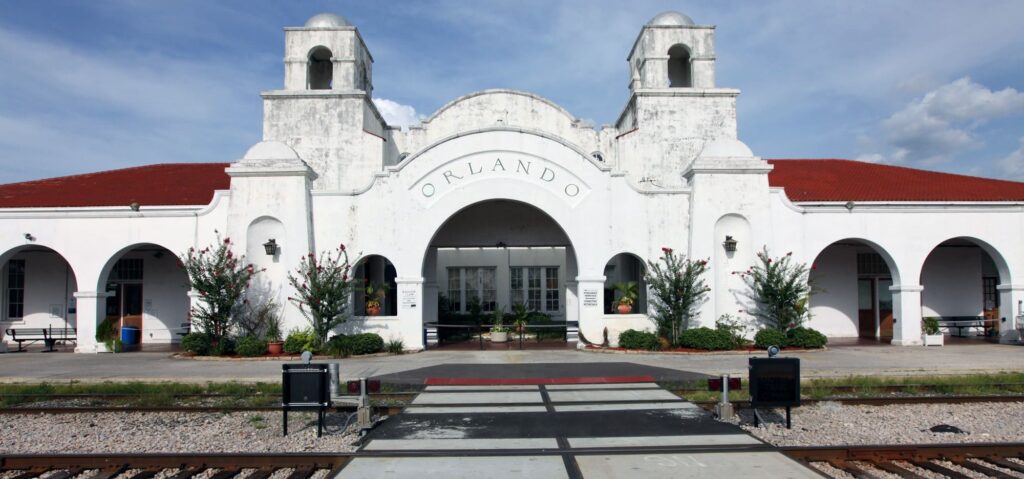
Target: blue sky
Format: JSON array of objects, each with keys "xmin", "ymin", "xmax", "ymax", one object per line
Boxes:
[{"xmin": 2, "ymin": 1, "xmax": 1024, "ymax": 184}]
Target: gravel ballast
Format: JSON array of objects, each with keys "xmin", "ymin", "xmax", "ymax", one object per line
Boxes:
[
  {"xmin": 740, "ymin": 400, "xmax": 1024, "ymax": 447},
  {"xmin": 0, "ymin": 411, "xmax": 360, "ymax": 454}
]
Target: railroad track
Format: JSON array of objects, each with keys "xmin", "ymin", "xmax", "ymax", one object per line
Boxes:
[
  {"xmin": 2, "ymin": 443, "xmax": 1022, "ymax": 479},
  {"xmin": 0, "ymin": 453, "xmax": 350, "ymax": 479},
  {"xmin": 784, "ymin": 442, "xmax": 1024, "ymax": 479}
]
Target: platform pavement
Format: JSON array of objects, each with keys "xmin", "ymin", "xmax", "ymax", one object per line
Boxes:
[
  {"xmin": 342, "ymin": 379, "xmax": 819, "ymax": 478},
  {"xmin": 0, "ymin": 342, "xmax": 1020, "ymax": 383}
]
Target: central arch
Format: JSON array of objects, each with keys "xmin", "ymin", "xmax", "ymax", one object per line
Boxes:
[{"xmin": 420, "ymin": 199, "xmax": 580, "ymax": 348}]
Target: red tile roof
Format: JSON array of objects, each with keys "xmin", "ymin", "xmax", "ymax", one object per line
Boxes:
[
  {"xmin": 0, "ymin": 163, "xmax": 231, "ymax": 208},
  {"xmin": 1, "ymin": 159, "xmax": 1023, "ymax": 208},
  {"xmin": 767, "ymin": 159, "xmax": 1024, "ymax": 202}
]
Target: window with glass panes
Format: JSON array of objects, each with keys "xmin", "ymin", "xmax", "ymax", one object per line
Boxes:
[
  {"xmin": 6, "ymin": 259, "xmax": 25, "ymax": 320},
  {"xmin": 509, "ymin": 266, "xmax": 559, "ymax": 312},
  {"xmin": 447, "ymin": 267, "xmax": 497, "ymax": 313}
]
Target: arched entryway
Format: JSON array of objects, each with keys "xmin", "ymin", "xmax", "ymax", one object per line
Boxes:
[
  {"xmin": 808, "ymin": 238, "xmax": 901, "ymax": 340},
  {"xmin": 0, "ymin": 245, "xmax": 78, "ymax": 350},
  {"xmin": 421, "ymin": 199, "xmax": 579, "ymax": 348},
  {"xmin": 96, "ymin": 243, "xmax": 190, "ymax": 351},
  {"xmin": 920, "ymin": 237, "xmax": 1011, "ymax": 340}
]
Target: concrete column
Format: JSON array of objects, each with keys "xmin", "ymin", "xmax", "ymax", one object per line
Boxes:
[
  {"xmin": 565, "ymin": 280, "xmax": 579, "ymax": 328},
  {"xmin": 890, "ymin": 284, "xmax": 923, "ymax": 346},
  {"xmin": 73, "ymin": 291, "xmax": 111, "ymax": 353},
  {"xmin": 996, "ymin": 284, "xmax": 1024, "ymax": 343},
  {"xmin": 575, "ymin": 276, "xmax": 606, "ymax": 347},
  {"xmin": 396, "ymin": 277, "xmax": 425, "ymax": 350},
  {"xmin": 423, "ymin": 281, "xmax": 439, "ymax": 325}
]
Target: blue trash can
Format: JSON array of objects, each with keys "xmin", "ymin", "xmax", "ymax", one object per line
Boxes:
[{"xmin": 120, "ymin": 326, "xmax": 140, "ymax": 346}]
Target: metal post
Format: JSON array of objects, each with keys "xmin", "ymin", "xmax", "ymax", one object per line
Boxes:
[
  {"xmin": 282, "ymin": 408, "xmax": 288, "ymax": 436},
  {"xmin": 714, "ymin": 374, "xmax": 734, "ymax": 420},
  {"xmin": 328, "ymin": 363, "xmax": 341, "ymax": 397},
  {"xmin": 786, "ymin": 406, "xmax": 791, "ymax": 429},
  {"xmin": 478, "ymin": 324, "xmax": 483, "ymax": 350}
]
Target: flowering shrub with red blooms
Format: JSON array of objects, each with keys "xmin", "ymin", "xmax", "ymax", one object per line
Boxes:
[
  {"xmin": 287, "ymin": 244, "xmax": 357, "ymax": 348},
  {"xmin": 738, "ymin": 247, "xmax": 817, "ymax": 332},
  {"xmin": 181, "ymin": 236, "xmax": 261, "ymax": 340},
  {"xmin": 645, "ymin": 247, "xmax": 710, "ymax": 345}
]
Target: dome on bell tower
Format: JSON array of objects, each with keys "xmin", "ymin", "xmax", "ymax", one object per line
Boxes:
[
  {"xmin": 304, "ymin": 13, "xmax": 351, "ymax": 28},
  {"xmin": 647, "ymin": 11, "xmax": 695, "ymax": 27}
]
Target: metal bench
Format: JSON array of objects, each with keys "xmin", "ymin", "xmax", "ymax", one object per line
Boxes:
[
  {"xmin": 5, "ymin": 327, "xmax": 77, "ymax": 352},
  {"xmin": 935, "ymin": 316, "xmax": 987, "ymax": 337}
]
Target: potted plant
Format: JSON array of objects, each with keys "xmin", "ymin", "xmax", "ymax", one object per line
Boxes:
[
  {"xmin": 612, "ymin": 281, "xmax": 638, "ymax": 314},
  {"xmin": 511, "ymin": 302, "xmax": 530, "ymax": 335},
  {"xmin": 490, "ymin": 307, "xmax": 508, "ymax": 343},
  {"xmin": 265, "ymin": 315, "xmax": 284, "ymax": 354},
  {"xmin": 365, "ymin": 282, "xmax": 390, "ymax": 316},
  {"xmin": 922, "ymin": 316, "xmax": 944, "ymax": 346},
  {"xmin": 96, "ymin": 317, "xmax": 122, "ymax": 353}
]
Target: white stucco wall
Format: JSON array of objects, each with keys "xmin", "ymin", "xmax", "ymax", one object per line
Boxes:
[
  {"xmin": 921, "ymin": 247, "xmax": 983, "ymax": 317},
  {"xmin": 807, "ymin": 244, "xmax": 859, "ymax": 337}
]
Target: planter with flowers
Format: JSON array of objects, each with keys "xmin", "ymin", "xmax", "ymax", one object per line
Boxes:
[
  {"xmin": 612, "ymin": 281, "xmax": 638, "ymax": 314},
  {"xmin": 365, "ymin": 282, "xmax": 390, "ymax": 316},
  {"xmin": 922, "ymin": 316, "xmax": 944, "ymax": 346}
]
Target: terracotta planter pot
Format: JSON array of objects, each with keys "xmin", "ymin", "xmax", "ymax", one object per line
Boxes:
[
  {"xmin": 616, "ymin": 303, "xmax": 633, "ymax": 314},
  {"xmin": 267, "ymin": 341, "xmax": 284, "ymax": 354},
  {"xmin": 366, "ymin": 305, "xmax": 381, "ymax": 316}
]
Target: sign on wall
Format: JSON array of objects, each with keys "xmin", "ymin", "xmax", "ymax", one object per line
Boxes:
[
  {"xmin": 410, "ymin": 151, "xmax": 590, "ymax": 207},
  {"xmin": 582, "ymin": 289, "xmax": 600, "ymax": 308},
  {"xmin": 400, "ymin": 288, "xmax": 418, "ymax": 309}
]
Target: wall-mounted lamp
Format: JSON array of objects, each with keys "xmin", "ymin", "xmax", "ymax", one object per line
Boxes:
[
  {"xmin": 723, "ymin": 235, "xmax": 737, "ymax": 252},
  {"xmin": 129, "ymin": 202, "xmax": 141, "ymax": 212},
  {"xmin": 844, "ymin": 201, "xmax": 855, "ymax": 211},
  {"xmin": 24, "ymin": 233, "xmax": 35, "ymax": 242},
  {"xmin": 263, "ymin": 238, "xmax": 278, "ymax": 256}
]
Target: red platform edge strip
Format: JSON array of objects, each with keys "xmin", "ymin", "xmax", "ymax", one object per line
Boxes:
[{"xmin": 424, "ymin": 375, "xmax": 656, "ymax": 386}]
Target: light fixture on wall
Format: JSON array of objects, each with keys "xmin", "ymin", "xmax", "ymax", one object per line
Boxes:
[
  {"xmin": 844, "ymin": 201, "xmax": 855, "ymax": 211},
  {"xmin": 129, "ymin": 202, "xmax": 141, "ymax": 212},
  {"xmin": 723, "ymin": 235, "xmax": 737, "ymax": 252},
  {"xmin": 263, "ymin": 238, "xmax": 278, "ymax": 256},
  {"xmin": 23, "ymin": 233, "xmax": 35, "ymax": 242}
]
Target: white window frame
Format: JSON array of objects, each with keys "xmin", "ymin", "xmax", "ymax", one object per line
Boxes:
[
  {"xmin": 509, "ymin": 266, "xmax": 560, "ymax": 313},
  {"xmin": 447, "ymin": 267, "xmax": 497, "ymax": 313}
]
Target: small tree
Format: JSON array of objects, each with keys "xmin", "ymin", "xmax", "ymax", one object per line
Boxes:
[
  {"xmin": 182, "ymin": 236, "xmax": 259, "ymax": 340},
  {"xmin": 645, "ymin": 247, "xmax": 710, "ymax": 344},
  {"xmin": 740, "ymin": 247, "xmax": 815, "ymax": 332},
  {"xmin": 288, "ymin": 245, "xmax": 357, "ymax": 349}
]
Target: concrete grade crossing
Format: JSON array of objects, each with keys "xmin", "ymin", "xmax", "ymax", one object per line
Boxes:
[{"xmin": 344, "ymin": 374, "xmax": 820, "ymax": 478}]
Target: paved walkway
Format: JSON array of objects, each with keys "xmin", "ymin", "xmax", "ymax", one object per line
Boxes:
[
  {"xmin": 0, "ymin": 342, "xmax": 1020, "ymax": 383},
  {"xmin": 343, "ymin": 377, "xmax": 817, "ymax": 478}
]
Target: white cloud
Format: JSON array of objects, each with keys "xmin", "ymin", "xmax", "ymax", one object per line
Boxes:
[
  {"xmin": 998, "ymin": 138, "xmax": 1024, "ymax": 180},
  {"xmin": 373, "ymin": 98, "xmax": 423, "ymax": 128},
  {"xmin": 860, "ymin": 78, "xmax": 1024, "ymax": 166}
]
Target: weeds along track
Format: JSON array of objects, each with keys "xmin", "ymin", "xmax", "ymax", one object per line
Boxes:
[{"xmin": 783, "ymin": 442, "xmax": 1024, "ymax": 478}]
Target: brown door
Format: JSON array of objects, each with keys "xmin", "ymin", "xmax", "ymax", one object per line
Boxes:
[
  {"xmin": 857, "ymin": 279, "xmax": 876, "ymax": 338},
  {"xmin": 878, "ymin": 278, "xmax": 894, "ymax": 340},
  {"xmin": 121, "ymin": 283, "xmax": 144, "ymax": 330}
]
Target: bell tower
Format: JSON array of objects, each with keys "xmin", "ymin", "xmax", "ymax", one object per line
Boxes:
[
  {"xmin": 627, "ymin": 11, "xmax": 716, "ymax": 90},
  {"xmin": 283, "ymin": 13, "xmax": 373, "ymax": 94},
  {"xmin": 614, "ymin": 11, "xmax": 740, "ymax": 188},
  {"xmin": 261, "ymin": 13, "xmax": 394, "ymax": 191}
]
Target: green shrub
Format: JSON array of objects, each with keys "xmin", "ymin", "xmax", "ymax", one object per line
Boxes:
[
  {"xmin": 236, "ymin": 336, "xmax": 268, "ymax": 357},
  {"xmin": 325, "ymin": 334, "xmax": 353, "ymax": 357},
  {"xmin": 350, "ymin": 333, "xmax": 384, "ymax": 355},
  {"xmin": 386, "ymin": 339, "xmax": 404, "ymax": 354},
  {"xmin": 923, "ymin": 317, "xmax": 940, "ymax": 335},
  {"xmin": 181, "ymin": 332, "xmax": 212, "ymax": 355},
  {"xmin": 754, "ymin": 329, "xmax": 787, "ymax": 349},
  {"xmin": 211, "ymin": 337, "xmax": 236, "ymax": 356},
  {"xmin": 618, "ymin": 329, "xmax": 660, "ymax": 350},
  {"xmin": 677, "ymin": 327, "xmax": 736, "ymax": 350},
  {"xmin": 785, "ymin": 327, "xmax": 828, "ymax": 349},
  {"xmin": 283, "ymin": 329, "xmax": 317, "ymax": 354}
]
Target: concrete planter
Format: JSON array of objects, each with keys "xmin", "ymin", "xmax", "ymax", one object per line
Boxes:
[
  {"xmin": 491, "ymin": 331, "xmax": 508, "ymax": 343},
  {"xmin": 922, "ymin": 333, "xmax": 944, "ymax": 346}
]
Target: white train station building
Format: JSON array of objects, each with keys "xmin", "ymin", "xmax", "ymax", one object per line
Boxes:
[{"xmin": 1, "ymin": 11, "xmax": 1022, "ymax": 352}]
